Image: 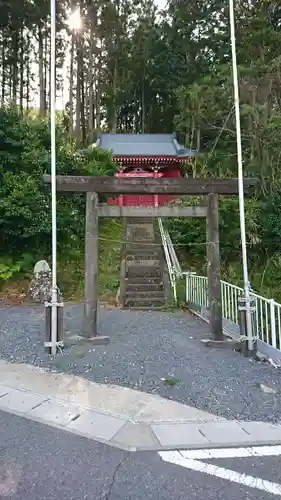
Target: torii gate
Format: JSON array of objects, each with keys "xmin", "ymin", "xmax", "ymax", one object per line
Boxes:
[{"xmin": 44, "ymin": 175, "xmax": 256, "ymax": 345}]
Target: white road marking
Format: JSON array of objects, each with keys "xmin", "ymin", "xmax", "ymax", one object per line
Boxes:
[
  {"xmin": 178, "ymin": 445, "xmax": 281, "ymax": 460},
  {"xmin": 158, "ymin": 450, "xmax": 281, "ymax": 496}
]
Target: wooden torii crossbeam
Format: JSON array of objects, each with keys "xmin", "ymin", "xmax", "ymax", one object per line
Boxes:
[
  {"xmin": 43, "ymin": 175, "xmax": 256, "ymax": 194},
  {"xmin": 43, "ymin": 175, "xmax": 256, "ymax": 344}
]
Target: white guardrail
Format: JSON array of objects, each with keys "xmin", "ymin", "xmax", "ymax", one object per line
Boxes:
[
  {"xmin": 184, "ymin": 272, "xmax": 281, "ymax": 362},
  {"xmin": 158, "ymin": 219, "xmax": 182, "ymax": 303}
]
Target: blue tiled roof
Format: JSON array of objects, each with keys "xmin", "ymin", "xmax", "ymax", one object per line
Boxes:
[{"xmin": 96, "ymin": 133, "xmax": 198, "ymax": 158}]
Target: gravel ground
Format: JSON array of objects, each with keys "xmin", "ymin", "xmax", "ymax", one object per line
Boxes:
[{"xmin": 1, "ymin": 303, "xmax": 281, "ymax": 423}]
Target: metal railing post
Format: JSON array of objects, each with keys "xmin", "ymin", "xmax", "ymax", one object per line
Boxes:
[
  {"xmin": 270, "ymin": 299, "xmax": 277, "ymax": 349},
  {"xmin": 185, "ymin": 274, "xmax": 189, "ymax": 303},
  {"xmin": 184, "ymin": 272, "xmax": 281, "ymax": 360},
  {"xmin": 238, "ymin": 295, "xmax": 256, "ymax": 356}
]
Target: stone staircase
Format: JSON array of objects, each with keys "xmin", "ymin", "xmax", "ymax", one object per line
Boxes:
[{"xmin": 120, "ymin": 218, "xmax": 169, "ymax": 310}]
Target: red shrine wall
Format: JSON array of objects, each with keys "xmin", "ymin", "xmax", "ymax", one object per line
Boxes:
[{"xmin": 108, "ymin": 162, "xmax": 182, "ymax": 207}]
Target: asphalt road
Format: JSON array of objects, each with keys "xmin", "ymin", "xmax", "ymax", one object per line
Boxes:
[{"xmin": 1, "ymin": 410, "xmax": 281, "ymax": 500}]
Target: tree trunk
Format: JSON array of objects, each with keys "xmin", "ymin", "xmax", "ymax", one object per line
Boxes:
[
  {"xmin": 9, "ymin": 63, "xmax": 12, "ymax": 99},
  {"xmin": 12, "ymin": 30, "xmax": 19, "ymax": 105},
  {"xmin": 48, "ymin": 35, "xmax": 51, "ymax": 114},
  {"xmin": 19, "ymin": 28, "xmax": 24, "ymax": 113},
  {"xmin": 87, "ymin": 40, "xmax": 94, "ymax": 143},
  {"xmin": 95, "ymin": 87, "xmax": 101, "ymax": 132},
  {"xmin": 75, "ymin": 36, "xmax": 82, "ymax": 143},
  {"xmin": 38, "ymin": 25, "xmax": 45, "ymax": 116},
  {"xmin": 110, "ymin": 60, "xmax": 117, "ymax": 133},
  {"xmin": 81, "ymin": 73, "xmax": 86, "ymax": 143},
  {"xmin": 141, "ymin": 73, "xmax": 145, "ymax": 133},
  {"xmin": 1, "ymin": 39, "xmax": 5, "ymax": 106},
  {"xmin": 196, "ymin": 127, "xmax": 200, "ymax": 151},
  {"xmin": 25, "ymin": 32, "xmax": 30, "ymax": 110},
  {"xmin": 69, "ymin": 34, "xmax": 74, "ymax": 137},
  {"xmin": 26, "ymin": 62, "xmax": 30, "ymax": 110}
]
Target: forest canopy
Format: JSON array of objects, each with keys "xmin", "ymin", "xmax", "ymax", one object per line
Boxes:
[{"xmin": 1, "ymin": 0, "xmax": 281, "ymax": 300}]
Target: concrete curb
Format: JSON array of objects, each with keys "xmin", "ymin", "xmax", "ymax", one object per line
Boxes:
[{"xmin": 0, "ymin": 360, "xmax": 281, "ymax": 451}]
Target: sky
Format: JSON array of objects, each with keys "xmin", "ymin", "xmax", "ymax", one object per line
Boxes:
[{"xmin": 155, "ymin": 0, "xmax": 167, "ymax": 8}]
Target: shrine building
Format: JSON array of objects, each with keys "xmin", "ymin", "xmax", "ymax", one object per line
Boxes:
[{"xmin": 96, "ymin": 133, "xmax": 198, "ymax": 207}]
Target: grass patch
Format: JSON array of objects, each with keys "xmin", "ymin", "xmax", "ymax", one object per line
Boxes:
[
  {"xmin": 71, "ymin": 347, "xmax": 86, "ymax": 359},
  {"xmin": 163, "ymin": 377, "xmax": 181, "ymax": 386},
  {"xmin": 99, "ymin": 218, "xmax": 123, "ymax": 301},
  {"xmin": 162, "ymin": 276, "xmax": 188, "ymax": 312},
  {"xmin": 0, "ymin": 219, "xmax": 124, "ymax": 303},
  {"xmin": 57, "ymin": 218, "xmax": 123, "ymax": 302},
  {"xmin": 175, "ymin": 276, "xmax": 187, "ymax": 307}
]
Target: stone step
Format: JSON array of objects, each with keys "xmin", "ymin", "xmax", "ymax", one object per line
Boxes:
[
  {"xmin": 124, "ymin": 297, "xmax": 166, "ymax": 308},
  {"xmin": 126, "ymin": 283, "xmax": 164, "ymax": 292},
  {"xmin": 124, "ymin": 245, "xmax": 160, "ymax": 254},
  {"xmin": 126, "ymin": 218, "xmax": 155, "ymax": 223},
  {"xmin": 125, "ymin": 226, "xmax": 155, "ymax": 235},
  {"xmin": 125, "ymin": 226, "xmax": 155, "ymax": 232},
  {"xmin": 125, "ymin": 248, "xmax": 161, "ymax": 257},
  {"xmin": 126, "ymin": 258, "xmax": 161, "ymax": 267},
  {"xmin": 125, "ymin": 290, "xmax": 165, "ymax": 299},
  {"xmin": 126, "ymin": 222, "xmax": 154, "ymax": 229},
  {"xmin": 126, "ymin": 266, "xmax": 162, "ymax": 278},
  {"xmin": 125, "ymin": 255, "xmax": 161, "ymax": 263},
  {"xmin": 125, "ymin": 226, "xmax": 155, "ymax": 233},
  {"xmin": 122, "ymin": 305, "xmax": 164, "ymax": 311},
  {"xmin": 125, "ymin": 236, "xmax": 157, "ymax": 243},
  {"xmin": 126, "ymin": 277, "xmax": 163, "ymax": 285}
]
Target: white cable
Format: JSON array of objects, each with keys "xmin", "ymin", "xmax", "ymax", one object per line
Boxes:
[{"xmin": 50, "ymin": 0, "xmax": 58, "ymax": 356}]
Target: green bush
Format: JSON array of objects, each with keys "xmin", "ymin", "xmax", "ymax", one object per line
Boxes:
[{"xmin": 0, "ymin": 106, "xmax": 117, "ymax": 286}]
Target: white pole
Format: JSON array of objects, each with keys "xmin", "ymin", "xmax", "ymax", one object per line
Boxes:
[
  {"xmin": 50, "ymin": 0, "xmax": 57, "ymax": 356},
  {"xmin": 229, "ymin": 0, "xmax": 253, "ymax": 350}
]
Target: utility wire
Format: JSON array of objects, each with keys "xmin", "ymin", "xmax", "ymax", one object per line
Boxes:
[{"xmin": 98, "ymin": 236, "xmax": 257, "ymax": 247}]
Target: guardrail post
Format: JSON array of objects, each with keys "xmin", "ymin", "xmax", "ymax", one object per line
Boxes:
[
  {"xmin": 238, "ymin": 296, "xmax": 256, "ymax": 356},
  {"xmin": 45, "ymin": 292, "xmax": 64, "ymax": 354}
]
